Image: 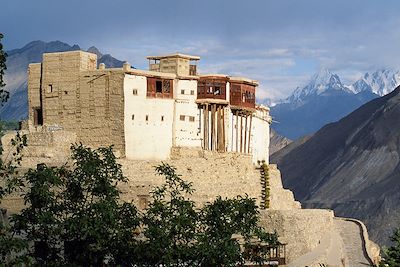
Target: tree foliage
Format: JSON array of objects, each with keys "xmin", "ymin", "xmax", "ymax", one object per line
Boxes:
[
  {"xmin": 380, "ymin": 228, "xmax": 400, "ymax": 266},
  {"xmin": 0, "ymin": 33, "xmax": 10, "ymax": 104},
  {"xmin": 1, "ymin": 145, "xmax": 279, "ymax": 266}
]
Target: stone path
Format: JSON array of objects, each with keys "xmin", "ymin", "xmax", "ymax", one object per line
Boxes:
[{"xmin": 334, "ymin": 218, "xmax": 372, "ymax": 267}]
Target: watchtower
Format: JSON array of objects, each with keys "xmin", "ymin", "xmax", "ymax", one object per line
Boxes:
[{"xmin": 147, "ymin": 53, "xmax": 200, "ymax": 76}]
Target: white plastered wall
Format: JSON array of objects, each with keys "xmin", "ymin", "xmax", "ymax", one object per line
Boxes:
[
  {"xmin": 251, "ymin": 107, "xmax": 271, "ymax": 165},
  {"xmin": 123, "ymin": 74, "xmax": 174, "ymax": 160},
  {"xmin": 173, "ymin": 79, "xmax": 202, "ymax": 147}
]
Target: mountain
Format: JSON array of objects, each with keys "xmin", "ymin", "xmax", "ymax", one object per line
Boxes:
[
  {"xmin": 271, "ymin": 86, "xmax": 400, "ymax": 246},
  {"xmin": 351, "ymin": 69, "xmax": 400, "ymax": 96},
  {"xmin": 286, "ymin": 69, "xmax": 353, "ymax": 106},
  {"xmin": 1, "ymin": 41, "xmax": 124, "ymax": 121},
  {"xmin": 270, "ymin": 69, "xmax": 378, "ymax": 139},
  {"xmin": 269, "ymin": 128, "xmax": 292, "ymax": 155}
]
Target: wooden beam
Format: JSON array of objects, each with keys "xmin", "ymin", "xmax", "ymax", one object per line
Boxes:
[
  {"xmin": 222, "ymin": 107, "xmax": 225, "ymax": 152},
  {"xmin": 211, "ymin": 104, "xmax": 216, "ymax": 150},
  {"xmin": 216, "ymin": 105, "xmax": 221, "ymax": 151},
  {"xmin": 240, "ymin": 114, "xmax": 243, "ymax": 153},
  {"xmin": 204, "ymin": 104, "xmax": 209, "ymax": 150},
  {"xmin": 235, "ymin": 110, "xmax": 239, "ymax": 152},
  {"xmin": 231, "ymin": 111, "xmax": 234, "ymax": 152},
  {"xmin": 248, "ymin": 113, "xmax": 253, "ymax": 154},
  {"xmin": 244, "ymin": 114, "xmax": 248, "ymax": 154}
]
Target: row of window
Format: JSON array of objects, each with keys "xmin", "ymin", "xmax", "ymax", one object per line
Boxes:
[
  {"xmin": 130, "ymin": 115, "xmax": 195, "ymax": 122},
  {"xmin": 179, "ymin": 115, "xmax": 195, "ymax": 122},
  {"xmin": 132, "ymin": 89, "xmax": 195, "ymax": 96}
]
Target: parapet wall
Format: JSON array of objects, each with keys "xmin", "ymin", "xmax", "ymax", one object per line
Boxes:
[
  {"xmin": 259, "ymin": 209, "xmax": 336, "ymax": 263},
  {"xmin": 1, "ymin": 130, "xmax": 76, "ymax": 168},
  {"xmin": 119, "ymin": 147, "xmax": 263, "ymax": 208}
]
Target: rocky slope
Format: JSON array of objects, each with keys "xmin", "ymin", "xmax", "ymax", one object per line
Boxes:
[
  {"xmin": 271, "ymin": 86, "xmax": 400, "ymax": 246},
  {"xmin": 269, "ymin": 128, "xmax": 292, "ymax": 155},
  {"xmin": 1, "ymin": 40, "xmax": 124, "ymax": 121}
]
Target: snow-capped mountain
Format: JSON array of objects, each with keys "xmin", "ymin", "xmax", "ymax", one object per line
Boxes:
[
  {"xmin": 287, "ymin": 69, "xmax": 352, "ymax": 106},
  {"xmin": 351, "ymin": 69, "xmax": 400, "ymax": 96},
  {"xmin": 270, "ymin": 69, "xmax": 378, "ymax": 139}
]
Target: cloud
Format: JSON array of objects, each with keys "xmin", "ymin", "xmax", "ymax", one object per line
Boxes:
[{"xmin": 2, "ymin": 0, "xmax": 400, "ymax": 101}]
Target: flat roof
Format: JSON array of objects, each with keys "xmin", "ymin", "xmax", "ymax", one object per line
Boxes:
[
  {"xmin": 229, "ymin": 76, "xmax": 259, "ymax": 86},
  {"xmin": 147, "ymin": 53, "xmax": 200, "ymax": 61}
]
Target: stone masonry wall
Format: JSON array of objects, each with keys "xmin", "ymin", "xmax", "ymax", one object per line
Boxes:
[
  {"xmin": 1, "ymin": 130, "xmax": 76, "ymax": 168},
  {"xmin": 118, "ymin": 147, "xmax": 263, "ymax": 208},
  {"xmin": 28, "ymin": 63, "xmax": 42, "ymax": 123},
  {"xmin": 77, "ymin": 70, "xmax": 126, "ymax": 156},
  {"xmin": 29, "ymin": 51, "xmax": 126, "ymax": 156},
  {"xmin": 259, "ymin": 209, "xmax": 336, "ymax": 263},
  {"xmin": 268, "ymin": 164, "xmax": 301, "ymax": 210}
]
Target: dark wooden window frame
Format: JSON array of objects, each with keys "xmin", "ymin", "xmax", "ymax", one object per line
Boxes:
[
  {"xmin": 197, "ymin": 78, "xmax": 227, "ymax": 100},
  {"xmin": 230, "ymin": 82, "xmax": 256, "ymax": 108},
  {"xmin": 147, "ymin": 77, "xmax": 173, "ymax": 98}
]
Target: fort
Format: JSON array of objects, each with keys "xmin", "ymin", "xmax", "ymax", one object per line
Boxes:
[
  {"xmin": 25, "ymin": 50, "xmax": 271, "ymax": 164},
  {"xmin": 1, "ymin": 50, "xmax": 381, "ymax": 266}
]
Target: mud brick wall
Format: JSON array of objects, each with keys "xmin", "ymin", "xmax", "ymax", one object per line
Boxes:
[
  {"xmin": 28, "ymin": 63, "xmax": 42, "ymax": 123},
  {"xmin": 32, "ymin": 51, "xmax": 126, "ymax": 156}
]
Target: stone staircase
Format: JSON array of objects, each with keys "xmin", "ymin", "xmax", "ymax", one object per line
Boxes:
[{"xmin": 334, "ymin": 218, "xmax": 374, "ymax": 267}]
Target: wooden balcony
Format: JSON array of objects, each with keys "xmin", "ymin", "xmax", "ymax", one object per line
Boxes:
[
  {"xmin": 242, "ymin": 244, "xmax": 286, "ymax": 266},
  {"xmin": 230, "ymin": 82, "xmax": 256, "ymax": 109},
  {"xmin": 197, "ymin": 76, "xmax": 228, "ymax": 102}
]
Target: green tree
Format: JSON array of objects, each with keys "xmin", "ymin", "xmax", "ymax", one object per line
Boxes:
[
  {"xmin": 0, "ymin": 33, "xmax": 30, "ymax": 266},
  {"xmin": 3, "ymin": 145, "xmax": 279, "ymax": 266},
  {"xmin": 0, "ymin": 33, "xmax": 9, "ymax": 104},
  {"xmin": 136, "ymin": 163, "xmax": 279, "ymax": 267},
  {"xmin": 137, "ymin": 163, "xmax": 199, "ymax": 266},
  {"xmin": 380, "ymin": 228, "xmax": 400, "ymax": 266},
  {"xmin": 11, "ymin": 144, "xmax": 141, "ymax": 266}
]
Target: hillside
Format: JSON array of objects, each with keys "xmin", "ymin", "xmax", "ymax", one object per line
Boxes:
[
  {"xmin": 271, "ymin": 86, "xmax": 400, "ymax": 246},
  {"xmin": 1, "ymin": 40, "xmax": 124, "ymax": 121}
]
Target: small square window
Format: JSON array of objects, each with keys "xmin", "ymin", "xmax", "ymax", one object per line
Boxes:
[
  {"xmin": 190, "ymin": 90, "xmax": 194, "ymax": 95},
  {"xmin": 179, "ymin": 115, "xmax": 185, "ymax": 121},
  {"xmin": 181, "ymin": 89, "xmax": 185, "ymax": 95},
  {"xmin": 47, "ymin": 84, "xmax": 53, "ymax": 93},
  {"xmin": 189, "ymin": 116, "xmax": 195, "ymax": 122},
  {"xmin": 132, "ymin": 89, "xmax": 138, "ymax": 95},
  {"xmin": 146, "ymin": 115, "xmax": 149, "ymax": 121}
]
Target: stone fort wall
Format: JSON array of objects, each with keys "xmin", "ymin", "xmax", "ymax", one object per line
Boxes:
[
  {"xmin": 28, "ymin": 51, "xmax": 126, "ymax": 156},
  {"xmin": 1, "ymin": 132, "xmax": 367, "ymax": 266}
]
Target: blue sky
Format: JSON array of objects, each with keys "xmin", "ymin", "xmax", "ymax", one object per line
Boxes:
[{"xmin": 2, "ymin": 0, "xmax": 400, "ymax": 100}]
